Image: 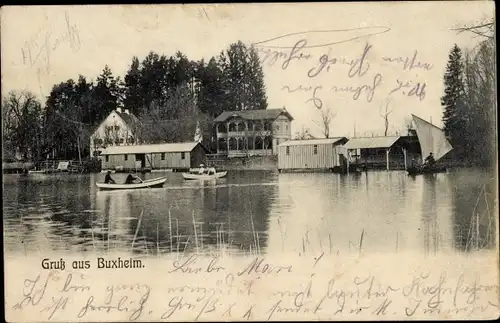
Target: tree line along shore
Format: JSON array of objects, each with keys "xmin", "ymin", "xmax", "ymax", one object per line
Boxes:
[{"xmin": 2, "ymin": 20, "xmax": 496, "ymax": 172}]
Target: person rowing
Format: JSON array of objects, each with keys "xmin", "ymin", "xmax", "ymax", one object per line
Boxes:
[
  {"xmin": 125, "ymin": 170, "xmax": 143, "ymax": 184},
  {"xmin": 423, "ymin": 152, "xmax": 436, "ymax": 169},
  {"xmin": 104, "ymin": 170, "xmax": 116, "ymax": 184}
]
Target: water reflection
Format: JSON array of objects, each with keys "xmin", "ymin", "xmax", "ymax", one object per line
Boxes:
[
  {"xmin": 419, "ymin": 175, "xmax": 453, "ymax": 255},
  {"xmin": 267, "ymin": 171, "xmax": 423, "ymax": 255},
  {"xmin": 89, "ymin": 171, "xmax": 276, "ymax": 255},
  {"xmin": 2, "ymin": 169, "xmax": 497, "ymax": 256}
]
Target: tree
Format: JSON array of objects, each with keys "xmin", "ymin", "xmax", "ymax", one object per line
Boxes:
[
  {"xmin": 138, "ymin": 83, "xmax": 201, "ymax": 144},
  {"xmin": 43, "ymin": 80, "xmax": 78, "ymax": 159},
  {"xmin": 461, "ymin": 31, "xmax": 496, "ymax": 166},
  {"xmin": 379, "ymin": 97, "xmax": 393, "ymax": 136},
  {"xmin": 404, "ymin": 116, "xmax": 417, "ymax": 136},
  {"xmin": 453, "ymin": 18, "xmax": 494, "ymax": 40},
  {"xmin": 315, "ymin": 106, "xmax": 336, "ymax": 138},
  {"xmin": 123, "ymin": 56, "xmax": 144, "ymax": 116},
  {"xmin": 197, "ymin": 57, "xmax": 226, "ymax": 118},
  {"xmin": 221, "ymin": 41, "xmax": 268, "ymax": 111},
  {"xmin": 2, "ymin": 91, "xmax": 44, "ymax": 160},
  {"xmin": 441, "ymin": 44, "xmax": 467, "ymax": 152},
  {"xmin": 163, "ymin": 82, "xmax": 197, "ymax": 120},
  {"xmin": 444, "ymin": 18, "xmax": 496, "ymax": 167},
  {"xmin": 92, "ymin": 65, "xmax": 123, "ymax": 123},
  {"xmin": 247, "ymin": 46, "xmax": 268, "ymax": 110},
  {"xmin": 294, "ymin": 126, "xmax": 314, "ymax": 140},
  {"xmin": 42, "ymin": 75, "xmax": 100, "ymax": 161}
]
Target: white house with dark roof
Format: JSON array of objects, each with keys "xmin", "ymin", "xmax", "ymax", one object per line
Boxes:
[
  {"xmin": 213, "ymin": 108, "xmax": 294, "ymax": 157},
  {"xmin": 90, "ymin": 108, "xmax": 141, "ymax": 157}
]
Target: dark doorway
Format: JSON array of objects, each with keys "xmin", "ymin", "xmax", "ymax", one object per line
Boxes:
[{"xmin": 135, "ymin": 154, "xmax": 146, "ymax": 168}]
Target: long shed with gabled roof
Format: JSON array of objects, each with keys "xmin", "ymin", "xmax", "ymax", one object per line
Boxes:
[
  {"xmin": 100, "ymin": 142, "xmax": 208, "ymax": 171},
  {"xmin": 277, "ymin": 137, "xmax": 349, "ymax": 171}
]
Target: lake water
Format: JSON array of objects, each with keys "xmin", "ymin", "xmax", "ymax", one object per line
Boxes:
[{"xmin": 3, "ymin": 169, "xmax": 497, "ymax": 257}]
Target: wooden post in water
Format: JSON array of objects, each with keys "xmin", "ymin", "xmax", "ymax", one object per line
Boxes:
[
  {"xmin": 386, "ymin": 148, "xmax": 390, "ymax": 171},
  {"xmin": 346, "ymin": 150, "xmax": 350, "ymax": 174},
  {"xmin": 403, "ymin": 148, "xmax": 407, "ymax": 170}
]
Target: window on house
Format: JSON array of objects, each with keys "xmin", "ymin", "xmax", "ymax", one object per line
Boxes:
[
  {"xmin": 161, "ymin": 153, "xmax": 165, "ymax": 160},
  {"xmin": 181, "ymin": 152, "xmax": 185, "ymax": 159},
  {"xmin": 285, "ymin": 125, "xmax": 288, "ymax": 130},
  {"xmin": 105, "ymin": 155, "xmax": 109, "ymax": 162},
  {"xmin": 286, "ymin": 146, "xmax": 290, "ymax": 155},
  {"xmin": 124, "ymin": 154, "xmax": 128, "ymax": 161},
  {"xmin": 313, "ymin": 145, "xmax": 318, "ymax": 154}
]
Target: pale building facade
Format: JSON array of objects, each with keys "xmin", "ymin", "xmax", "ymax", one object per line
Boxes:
[
  {"xmin": 213, "ymin": 108, "xmax": 293, "ymax": 158},
  {"xmin": 90, "ymin": 108, "xmax": 140, "ymax": 157}
]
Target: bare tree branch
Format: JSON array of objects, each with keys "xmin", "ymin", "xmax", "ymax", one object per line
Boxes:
[
  {"xmin": 452, "ymin": 19, "xmax": 495, "ymax": 39},
  {"xmin": 314, "ymin": 107, "xmax": 336, "ymax": 138},
  {"xmin": 294, "ymin": 126, "xmax": 314, "ymax": 140},
  {"xmin": 379, "ymin": 97, "xmax": 393, "ymax": 136}
]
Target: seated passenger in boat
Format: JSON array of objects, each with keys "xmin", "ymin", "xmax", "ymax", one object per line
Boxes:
[
  {"xmin": 104, "ymin": 171, "xmax": 116, "ymax": 184},
  {"xmin": 198, "ymin": 164, "xmax": 206, "ymax": 175},
  {"xmin": 424, "ymin": 152, "xmax": 436, "ymax": 168},
  {"xmin": 207, "ymin": 167, "xmax": 216, "ymax": 175},
  {"xmin": 125, "ymin": 171, "xmax": 143, "ymax": 184}
]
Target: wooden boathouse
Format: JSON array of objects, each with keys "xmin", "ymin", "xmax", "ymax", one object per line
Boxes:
[
  {"xmin": 277, "ymin": 137, "xmax": 348, "ymax": 172},
  {"xmin": 100, "ymin": 142, "xmax": 209, "ymax": 172},
  {"xmin": 340, "ymin": 136, "xmax": 418, "ymax": 171}
]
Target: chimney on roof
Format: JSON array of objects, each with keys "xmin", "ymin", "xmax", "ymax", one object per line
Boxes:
[
  {"xmin": 116, "ymin": 107, "xmax": 122, "ymax": 113},
  {"xmin": 124, "ymin": 109, "xmax": 130, "ymax": 115}
]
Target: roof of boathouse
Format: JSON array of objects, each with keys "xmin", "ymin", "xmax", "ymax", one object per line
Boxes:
[
  {"xmin": 342, "ymin": 136, "xmax": 401, "ymax": 150},
  {"xmin": 100, "ymin": 142, "xmax": 203, "ymax": 155},
  {"xmin": 279, "ymin": 137, "xmax": 347, "ymax": 147},
  {"xmin": 213, "ymin": 108, "xmax": 294, "ymax": 122}
]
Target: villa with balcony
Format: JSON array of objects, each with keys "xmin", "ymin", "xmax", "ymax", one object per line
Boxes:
[{"xmin": 213, "ymin": 108, "xmax": 294, "ymax": 158}]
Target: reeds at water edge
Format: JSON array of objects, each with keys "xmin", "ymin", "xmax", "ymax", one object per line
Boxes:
[
  {"xmin": 131, "ymin": 210, "xmax": 144, "ymax": 251},
  {"xmin": 176, "ymin": 218, "xmax": 180, "ymax": 254},
  {"xmin": 192, "ymin": 211, "xmax": 199, "ymax": 254},
  {"xmin": 465, "ymin": 184, "xmax": 495, "ymax": 252},
  {"xmin": 90, "ymin": 222, "xmax": 96, "ymax": 252},
  {"xmin": 156, "ymin": 223, "xmax": 160, "ymax": 257},
  {"xmin": 168, "ymin": 206, "xmax": 173, "ymax": 253},
  {"xmin": 112, "ymin": 183, "xmax": 494, "ymax": 258}
]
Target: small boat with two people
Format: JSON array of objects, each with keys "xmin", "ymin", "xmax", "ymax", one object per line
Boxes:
[
  {"xmin": 96, "ymin": 170, "xmax": 167, "ymax": 190},
  {"xmin": 407, "ymin": 114, "xmax": 453, "ymax": 176},
  {"xmin": 182, "ymin": 164, "xmax": 227, "ymax": 180}
]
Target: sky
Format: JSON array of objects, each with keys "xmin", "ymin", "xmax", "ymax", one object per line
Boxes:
[{"xmin": 1, "ymin": 2, "xmax": 495, "ymax": 138}]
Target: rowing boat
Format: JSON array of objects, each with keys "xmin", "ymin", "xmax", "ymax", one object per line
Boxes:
[
  {"xmin": 96, "ymin": 176, "xmax": 167, "ymax": 190},
  {"xmin": 182, "ymin": 171, "xmax": 228, "ymax": 180},
  {"xmin": 407, "ymin": 114, "xmax": 453, "ymax": 176}
]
